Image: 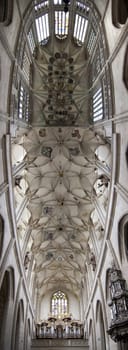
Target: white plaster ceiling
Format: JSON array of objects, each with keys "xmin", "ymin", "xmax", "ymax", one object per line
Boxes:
[
  {"xmin": 14, "ymin": 0, "xmax": 111, "ymax": 297},
  {"xmin": 22, "ymin": 126, "xmax": 104, "ymax": 297}
]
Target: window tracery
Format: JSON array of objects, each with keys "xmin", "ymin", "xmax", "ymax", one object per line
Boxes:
[
  {"xmin": 51, "ymin": 291, "xmax": 68, "ymax": 318},
  {"xmin": 73, "ymin": 14, "xmax": 88, "ymax": 45},
  {"xmin": 34, "ymin": 0, "xmax": 49, "ymax": 12},
  {"xmin": 35, "ymin": 13, "xmax": 49, "ymax": 43},
  {"xmin": 55, "ymin": 11, "xmax": 69, "ymax": 39}
]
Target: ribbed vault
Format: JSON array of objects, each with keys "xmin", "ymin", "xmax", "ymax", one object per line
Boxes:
[{"xmin": 11, "ymin": 0, "xmax": 112, "ymax": 300}]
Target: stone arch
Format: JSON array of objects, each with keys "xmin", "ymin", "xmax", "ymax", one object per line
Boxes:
[
  {"xmin": 88, "ymin": 319, "xmax": 95, "ymax": 350},
  {"xmin": 0, "ymin": 0, "xmax": 13, "ymax": 25},
  {"xmin": 25, "ymin": 318, "xmax": 31, "ymax": 350},
  {"xmin": 14, "ymin": 299, "xmax": 25, "ymax": 350},
  {"xmin": 105, "ymin": 268, "xmax": 113, "ymax": 326},
  {"xmin": 118, "ymin": 214, "xmax": 128, "ymax": 262},
  {"xmin": 105, "ymin": 268, "xmax": 111, "ymax": 302},
  {"xmin": 112, "ymin": 0, "xmax": 128, "ymax": 28},
  {"xmin": 0, "ymin": 267, "xmax": 15, "ymax": 350},
  {"xmin": 95, "ymin": 300, "xmax": 106, "ymax": 350},
  {"xmin": 0, "ymin": 215, "xmax": 4, "ymax": 257}
]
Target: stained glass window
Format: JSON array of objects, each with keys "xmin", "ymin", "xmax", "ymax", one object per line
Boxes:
[
  {"xmin": 51, "ymin": 291, "xmax": 68, "ymax": 318},
  {"xmin": 55, "ymin": 11, "xmax": 69, "ymax": 39}
]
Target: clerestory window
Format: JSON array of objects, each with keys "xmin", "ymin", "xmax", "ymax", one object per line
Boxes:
[
  {"xmin": 35, "ymin": 13, "xmax": 49, "ymax": 43},
  {"xmin": 73, "ymin": 13, "xmax": 88, "ymax": 45},
  {"xmin": 92, "ymin": 87, "xmax": 103, "ymax": 122},
  {"xmin": 55, "ymin": 11, "xmax": 69, "ymax": 39},
  {"xmin": 54, "ymin": 0, "xmax": 62, "ymax": 4},
  {"xmin": 34, "ymin": 0, "xmax": 49, "ymax": 12}
]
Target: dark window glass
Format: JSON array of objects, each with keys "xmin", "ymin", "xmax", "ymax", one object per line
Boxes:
[
  {"xmin": 0, "ymin": 0, "xmax": 13, "ymax": 26},
  {"xmin": 124, "ymin": 222, "xmax": 128, "ymax": 260},
  {"xmin": 112, "ymin": 0, "xmax": 128, "ymax": 28}
]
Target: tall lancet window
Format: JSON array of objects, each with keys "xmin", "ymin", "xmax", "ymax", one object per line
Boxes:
[
  {"xmin": 51, "ymin": 291, "xmax": 68, "ymax": 318},
  {"xmin": 55, "ymin": 11, "xmax": 69, "ymax": 39}
]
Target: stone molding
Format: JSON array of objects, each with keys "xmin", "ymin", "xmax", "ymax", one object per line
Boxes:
[{"xmin": 32, "ymin": 338, "xmax": 89, "ymax": 347}]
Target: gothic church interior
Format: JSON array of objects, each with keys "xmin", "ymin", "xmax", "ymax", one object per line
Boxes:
[{"xmin": 0, "ymin": 0, "xmax": 128, "ymax": 349}]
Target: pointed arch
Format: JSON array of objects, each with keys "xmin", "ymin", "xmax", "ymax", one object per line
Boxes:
[
  {"xmin": 88, "ymin": 319, "xmax": 95, "ymax": 350},
  {"xmin": 51, "ymin": 290, "xmax": 68, "ymax": 318},
  {"xmin": 25, "ymin": 318, "xmax": 31, "ymax": 350},
  {"xmin": 118, "ymin": 214, "xmax": 128, "ymax": 262},
  {"xmin": 0, "ymin": 267, "xmax": 15, "ymax": 350},
  {"xmin": 105, "ymin": 268, "xmax": 111, "ymax": 302},
  {"xmin": 14, "ymin": 299, "xmax": 25, "ymax": 350},
  {"xmin": 95, "ymin": 300, "xmax": 106, "ymax": 350},
  {"xmin": 0, "ymin": 0, "xmax": 13, "ymax": 25},
  {"xmin": 123, "ymin": 45, "xmax": 128, "ymax": 90},
  {"xmin": 0, "ymin": 215, "xmax": 4, "ymax": 257},
  {"xmin": 112, "ymin": 0, "xmax": 128, "ymax": 28}
]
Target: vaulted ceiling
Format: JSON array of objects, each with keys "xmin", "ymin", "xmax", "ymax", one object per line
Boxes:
[
  {"xmin": 13, "ymin": 0, "xmax": 111, "ymax": 300},
  {"xmin": 22, "ymin": 126, "xmax": 106, "ymax": 297},
  {"xmin": 32, "ymin": 40, "xmax": 89, "ymax": 126}
]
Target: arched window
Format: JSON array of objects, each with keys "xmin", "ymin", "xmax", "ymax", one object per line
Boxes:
[
  {"xmin": 95, "ymin": 300, "xmax": 106, "ymax": 350},
  {"xmin": 112, "ymin": 0, "xmax": 128, "ymax": 28},
  {"xmin": 118, "ymin": 214, "xmax": 128, "ymax": 262},
  {"xmin": 14, "ymin": 300, "xmax": 24, "ymax": 350},
  {"xmin": 88, "ymin": 319, "xmax": 95, "ymax": 350},
  {"xmin": 0, "ymin": 268, "xmax": 15, "ymax": 350},
  {"xmin": 34, "ymin": 2, "xmax": 49, "ymax": 44},
  {"xmin": 0, "ymin": 0, "xmax": 13, "ymax": 25},
  {"xmin": 124, "ymin": 221, "xmax": 128, "ymax": 260},
  {"xmin": 25, "ymin": 319, "xmax": 31, "ymax": 350},
  {"xmin": 0, "ymin": 215, "xmax": 4, "ymax": 257},
  {"xmin": 123, "ymin": 45, "xmax": 128, "ymax": 90},
  {"xmin": 51, "ymin": 290, "xmax": 68, "ymax": 318}
]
